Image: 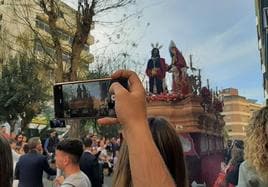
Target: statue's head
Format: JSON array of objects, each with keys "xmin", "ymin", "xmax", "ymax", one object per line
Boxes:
[
  {"xmin": 150, "ymin": 43, "xmax": 162, "ymax": 58},
  {"xmin": 169, "ymin": 40, "xmax": 177, "ymax": 57},
  {"xmin": 151, "ymin": 48, "xmax": 160, "ymax": 58}
]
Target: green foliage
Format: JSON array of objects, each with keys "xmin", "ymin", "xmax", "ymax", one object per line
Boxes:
[
  {"xmin": 98, "ymin": 124, "xmax": 121, "ymax": 138},
  {"xmin": 0, "ymin": 55, "xmax": 50, "ymax": 130}
]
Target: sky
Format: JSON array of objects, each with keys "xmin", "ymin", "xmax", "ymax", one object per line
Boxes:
[{"xmin": 64, "ymin": 0, "xmax": 264, "ymax": 104}]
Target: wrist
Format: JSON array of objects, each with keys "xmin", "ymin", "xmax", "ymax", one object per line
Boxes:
[{"xmin": 123, "ymin": 119, "xmax": 150, "ymax": 140}]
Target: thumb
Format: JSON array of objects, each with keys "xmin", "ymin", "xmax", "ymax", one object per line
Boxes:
[
  {"xmin": 97, "ymin": 117, "xmax": 119, "ymax": 126},
  {"xmin": 109, "ymin": 82, "xmax": 128, "ymax": 95}
]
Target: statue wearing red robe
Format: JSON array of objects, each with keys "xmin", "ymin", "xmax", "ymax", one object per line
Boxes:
[{"xmin": 169, "ymin": 41, "xmax": 191, "ymax": 95}]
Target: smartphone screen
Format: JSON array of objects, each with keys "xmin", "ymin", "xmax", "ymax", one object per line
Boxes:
[{"xmin": 54, "ymin": 78, "xmax": 115, "ymax": 119}]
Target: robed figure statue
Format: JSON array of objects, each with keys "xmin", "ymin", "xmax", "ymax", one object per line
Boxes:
[
  {"xmin": 168, "ymin": 40, "xmax": 191, "ymax": 95},
  {"xmin": 146, "ymin": 44, "xmax": 167, "ymax": 94}
]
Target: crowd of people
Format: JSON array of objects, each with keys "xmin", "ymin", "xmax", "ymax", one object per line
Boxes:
[{"xmin": 0, "ymin": 70, "xmax": 268, "ymax": 187}]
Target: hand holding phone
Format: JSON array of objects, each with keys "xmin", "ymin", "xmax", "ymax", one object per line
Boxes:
[{"xmin": 98, "ymin": 70, "xmax": 147, "ymax": 126}]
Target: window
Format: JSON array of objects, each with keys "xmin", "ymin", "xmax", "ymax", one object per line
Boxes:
[
  {"xmin": 36, "ymin": 19, "xmax": 51, "ymax": 33},
  {"xmin": 0, "ymin": 14, "xmax": 3, "ymax": 21}
]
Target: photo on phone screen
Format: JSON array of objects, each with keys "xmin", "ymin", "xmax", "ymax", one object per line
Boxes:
[
  {"xmin": 50, "ymin": 119, "xmax": 66, "ymax": 128},
  {"xmin": 54, "ymin": 78, "xmax": 115, "ymax": 119}
]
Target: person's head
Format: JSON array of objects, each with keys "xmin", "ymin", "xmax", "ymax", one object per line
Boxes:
[
  {"xmin": 22, "ymin": 135, "xmax": 27, "ymax": 143},
  {"xmin": 49, "ymin": 129, "xmax": 57, "ymax": 138},
  {"xmin": 92, "ymin": 134, "xmax": 97, "ymax": 141},
  {"xmin": 16, "ymin": 133, "xmax": 23, "ymax": 143},
  {"xmin": 169, "ymin": 40, "xmax": 178, "ymax": 57},
  {"xmin": 105, "ymin": 138, "xmax": 110, "ymax": 144},
  {"xmin": 229, "ymin": 147, "xmax": 244, "ymax": 166},
  {"xmin": 27, "ymin": 137, "xmax": 43, "ymax": 153},
  {"xmin": 244, "ymin": 106, "xmax": 268, "ymax": 182},
  {"xmin": 55, "ymin": 139, "xmax": 83, "ymax": 171},
  {"xmin": 0, "ymin": 135, "xmax": 13, "ymax": 187},
  {"xmin": 0, "ymin": 125, "xmax": 6, "ymax": 134},
  {"xmin": 111, "ymin": 137, "xmax": 116, "ymax": 144},
  {"xmin": 82, "ymin": 137, "xmax": 92, "ymax": 149},
  {"xmin": 23, "ymin": 143, "xmax": 29, "ymax": 154},
  {"xmin": 99, "ymin": 139, "xmax": 105, "ymax": 147},
  {"xmin": 112, "ymin": 117, "xmax": 188, "ymax": 187},
  {"xmin": 151, "ymin": 48, "xmax": 160, "ymax": 58},
  {"xmin": 226, "ymin": 139, "xmax": 232, "ymax": 148},
  {"xmin": 233, "ymin": 140, "xmax": 244, "ymax": 150}
]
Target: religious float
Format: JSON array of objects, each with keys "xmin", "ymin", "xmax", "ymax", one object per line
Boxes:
[{"xmin": 146, "ymin": 41, "xmax": 225, "ymax": 187}]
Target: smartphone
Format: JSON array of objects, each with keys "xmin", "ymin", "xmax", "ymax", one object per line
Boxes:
[
  {"xmin": 53, "ymin": 77, "xmax": 128, "ymax": 119},
  {"xmin": 50, "ymin": 119, "xmax": 66, "ymax": 128}
]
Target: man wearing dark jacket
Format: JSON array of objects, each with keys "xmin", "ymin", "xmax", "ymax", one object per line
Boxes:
[
  {"xmin": 80, "ymin": 137, "xmax": 103, "ymax": 187},
  {"xmin": 44, "ymin": 129, "xmax": 59, "ymax": 156},
  {"xmin": 15, "ymin": 137, "xmax": 56, "ymax": 187}
]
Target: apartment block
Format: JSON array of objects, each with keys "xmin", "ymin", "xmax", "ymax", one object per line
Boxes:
[{"xmin": 221, "ymin": 88, "xmax": 262, "ymax": 140}]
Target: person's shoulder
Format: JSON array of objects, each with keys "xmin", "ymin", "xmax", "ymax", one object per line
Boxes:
[
  {"xmin": 80, "ymin": 171, "xmax": 91, "ymax": 184},
  {"xmin": 63, "ymin": 171, "xmax": 91, "ymax": 187},
  {"xmin": 240, "ymin": 160, "xmax": 251, "ymax": 170},
  {"xmin": 32, "ymin": 153, "xmax": 47, "ymax": 162},
  {"xmin": 39, "ymin": 154, "xmax": 47, "ymax": 160},
  {"xmin": 239, "ymin": 160, "xmax": 258, "ymax": 178},
  {"xmin": 80, "ymin": 152, "xmax": 95, "ymax": 163},
  {"xmin": 82, "ymin": 152, "xmax": 95, "ymax": 159},
  {"xmin": 18, "ymin": 153, "xmax": 31, "ymax": 161}
]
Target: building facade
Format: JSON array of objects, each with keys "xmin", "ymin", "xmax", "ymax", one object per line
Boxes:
[
  {"xmin": 221, "ymin": 88, "xmax": 262, "ymax": 140},
  {"xmin": 0, "ymin": 0, "xmax": 94, "ymax": 80},
  {"xmin": 255, "ymin": 0, "xmax": 268, "ymax": 104}
]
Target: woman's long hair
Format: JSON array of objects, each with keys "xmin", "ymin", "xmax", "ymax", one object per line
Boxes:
[
  {"xmin": 244, "ymin": 106, "xmax": 268, "ymax": 182},
  {"xmin": 112, "ymin": 117, "xmax": 188, "ymax": 187},
  {"xmin": 0, "ymin": 135, "xmax": 13, "ymax": 187}
]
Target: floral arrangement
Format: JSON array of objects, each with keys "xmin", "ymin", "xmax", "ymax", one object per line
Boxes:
[{"xmin": 146, "ymin": 92, "xmax": 186, "ymax": 102}]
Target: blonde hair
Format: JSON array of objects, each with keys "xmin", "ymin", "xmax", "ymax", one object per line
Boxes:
[
  {"xmin": 112, "ymin": 141, "xmax": 132, "ymax": 187},
  {"xmin": 244, "ymin": 106, "xmax": 268, "ymax": 182}
]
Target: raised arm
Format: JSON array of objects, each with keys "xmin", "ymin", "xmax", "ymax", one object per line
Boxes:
[{"xmin": 98, "ymin": 70, "xmax": 176, "ymax": 187}]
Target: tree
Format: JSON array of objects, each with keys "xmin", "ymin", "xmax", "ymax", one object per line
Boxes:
[
  {"xmin": 5, "ymin": 0, "xmax": 138, "ymax": 81},
  {"xmin": 3, "ymin": 0, "xmax": 143, "ymax": 137},
  {"xmin": 0, "ymin": 55, "xmax": 49, "ymax": 131}
]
